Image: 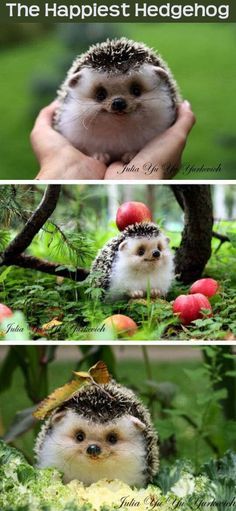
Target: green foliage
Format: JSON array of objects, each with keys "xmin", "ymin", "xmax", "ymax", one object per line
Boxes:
[
  {"xmin": 0, "ymin": 185, "xmax": 33, "ymax": 225},
  {"xmin": 202, "ymin": 452, "xmax": 236, "ymax": 511},
  {"xmin": 0, "ymin": 346, "xmax": 50, "ymax": 403},
  {"xmin": 0, "ymin": 440, "xmax": 235, "ymax": 511},
  {"xmin": 0, "ymin": 234, "xmax": 11, "ymax": 252},
  {"xmin": 146, "ymin": 347, "xmax": 236, "ymax": 470},
  {"xmin": 33, "ymin": 220, "xmax": 95, "ymax": 267},
  {"xmin": 1, "ymin": 269, "xmax": 235, "ymax": 341},
  {"xmin": 154, "ymin": 459, "xmax": 193, "ymax": 494}
]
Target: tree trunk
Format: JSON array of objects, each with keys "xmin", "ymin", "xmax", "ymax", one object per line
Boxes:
[{"xmin": 172, "ymin": 185, "xmax": 213, "ymax": 283}]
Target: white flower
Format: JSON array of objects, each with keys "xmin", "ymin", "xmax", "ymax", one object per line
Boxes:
[{"xmin": 171, "ymin": 473, "xmax": 195, "ymax": 497}]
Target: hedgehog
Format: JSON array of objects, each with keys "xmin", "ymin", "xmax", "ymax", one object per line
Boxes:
[
  {"xmin": 35, "ymin": 381, "xmax": 159, "ymax": 487},
  {"xmin": 54, "ymin": 38, "xmax": 181, "ymax": 165},
  {"xmin": 90, "ymin": 222, "xmax": 174, "ymax": 301}
]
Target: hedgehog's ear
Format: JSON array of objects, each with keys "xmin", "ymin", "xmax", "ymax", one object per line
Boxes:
[
  {"xmin": 50, "ymin": 410, "xmax": 66, "ymax": 425},
  {"xmin": 119, "ymin": 240, "xmax": 128, "ymax": 252},
  {"xmin": 153, "ymin": 66, "xmax": 169, "ymax": 80},
  {"xmin": 128, "ymin": 415, "xmax": 146, "ymax": 431},
  {"xmin": 68, "ymin": 72, "xmax": 81, "ymax": 88},
  {"xmin": 159, "ymin": 233, "xmax": 170, "ymax": 246}
]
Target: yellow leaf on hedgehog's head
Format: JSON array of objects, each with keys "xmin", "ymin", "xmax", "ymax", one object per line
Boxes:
[
  {"xmin": 73, "ymin": 371, "xmax": 90, "ymax": 379},
  {"xmin": 90, "ymin": 360, "xmax": 110, "ymax": 383},
  {"xmin": 33, "ymin": 361, "xmax": 110, "ymax": 421},
  {"xmin": 33, "ymin": 377, "xmax": 89, "ymax": 421},
  {"xmin": 74, "ymin": 361, "xmax": 110, "ymax": 384}
]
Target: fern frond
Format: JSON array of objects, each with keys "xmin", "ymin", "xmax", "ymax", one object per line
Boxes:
[{"xmin": 0, "ymin": 230, "xmax": 11, "ymax": 251}]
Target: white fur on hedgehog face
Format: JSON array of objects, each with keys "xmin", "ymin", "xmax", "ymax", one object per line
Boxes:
[
  {"xmin": 67, "ymin": 64, "xmax": 172, "ymax": 116},
  {"xmin": 57, "ymin": 63, "xmax": 175, "ymax": 162},
  {"xmin": 108, "ymin": 235, "xmax": 174, "ymax": 299},
  {"xmin": 36, "ymin": 411, "xmax": 147, "ymax": 487}
]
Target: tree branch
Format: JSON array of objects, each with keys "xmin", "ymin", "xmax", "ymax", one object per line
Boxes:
[
  {"xmin": 212, "ymin": 231, "xmax": 230, "ymax": 253},
  {"xmin": 0, "ymin": 185, "xmax": 89, "ymax": 282},
  {"xmin": 1, "ymin": 254, "xmax": 89, "ymax": 281},
  {"xmin": 3, "ymin": 185, "xmax": 61, "ymax": 259},
  {"xmin": 212, "ymin": 231, "xmax": 230, "ymax": 243}
]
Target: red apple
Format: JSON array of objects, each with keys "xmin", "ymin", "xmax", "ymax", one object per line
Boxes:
[
  {"xmin": 103, "ymin": 314, "xmax": 138, "ymax": 337},
  {"xmin": 190, "ymin": 278, "xmax": 219, "ymax": 298},
  {"xmin": 0, "ymin": 304, "xmax": 13, "ymax": 322},
  {"xmin": 173, "ymin": 293, "xmax": 212, "ymax": 325},
  {"xmin": 116, "ymin": 202, "xmax": 152, "ymax": 231}
]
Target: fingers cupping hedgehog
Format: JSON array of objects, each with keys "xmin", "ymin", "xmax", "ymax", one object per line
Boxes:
[
  {"xmin": 34, "ymin": 362, "xmax": 159, "ymax": 487},
  {"xmin": 54, "ymin": 38, "xmax": 181, "ymax": 164},
  {"xmin": 90, "ymin": 203, "xmax": 174, "ymax": 301}
]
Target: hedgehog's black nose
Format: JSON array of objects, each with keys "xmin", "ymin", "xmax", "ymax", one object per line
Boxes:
[
  {"xmin": 112, "ymin": 97, "xmax": 127, "ymax": 112},
  {"xmin": 152, "ymin": 250, "xmax": 161, "ymax": 258},
  {"xmin": 87, "ymin": 444, "xmax": 101, "ymax": 456}
]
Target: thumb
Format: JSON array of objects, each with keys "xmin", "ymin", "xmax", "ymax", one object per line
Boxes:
[{"xmin": 172, "ymin": 101, "xmax": 196, "ymax": 139}]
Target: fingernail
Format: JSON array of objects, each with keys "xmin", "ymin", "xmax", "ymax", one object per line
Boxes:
[{"xmin": 183, "ymin": 100, "xmax": 191, "ymax": 108}]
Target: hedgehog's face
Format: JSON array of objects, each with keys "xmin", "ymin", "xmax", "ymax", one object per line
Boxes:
[
  {"xmin": 68, "ymin": 64, "xmax": 171, "ymax": 119},
  {"xmin": 40, "ymin": 410, "xmax": 147, "ymax": 485},
  {"xmin": 118, "ymin": 235, "xmax": 171, "ymax": 272}
]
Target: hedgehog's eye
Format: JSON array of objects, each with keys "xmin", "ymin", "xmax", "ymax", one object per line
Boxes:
[
  {"xmin": 107, "ymin": 433, "xmax": 118, "ymax": 445},
  {"xmin": 95, "ymin": 87, "xmax": 108, "ymax": 102},
  {"xmin": 157, "ymin": 242, "xmax": 163, "ymax": 251},
  {"xmin": 76, "ymin": 431, "xmax": 85, "ymax": 442},
  {"xmin": 137, "ymin": 246, "xmax": 145, "ymax": 256},
  {"xmin": 130, "ymin": 83, "xmax": 142, "ymax": 97}
]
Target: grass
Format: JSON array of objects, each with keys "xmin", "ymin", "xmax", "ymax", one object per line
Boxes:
[
  {"xmin": 0, "ymin": 33, "xmax": 66, "ymax": 180},
  {"xmin": 0, "ymin": 24, "xmax": 236, "ymax": 179},
  {"xmin": 126, "ymin": 24, "xmax": 236, "ymax": 179}
]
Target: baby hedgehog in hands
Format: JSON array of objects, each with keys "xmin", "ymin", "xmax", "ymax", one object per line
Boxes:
[
  {"xmin": 54, "ymin": 38, "xmax": 180, "ymax": 164},
  {"xmin": 91, "ymin": 222, "xmax": 174, "ymax": 301},
  {"xmin": 35, "ymin": 381, "xmax": 159, "ymax": 487}
]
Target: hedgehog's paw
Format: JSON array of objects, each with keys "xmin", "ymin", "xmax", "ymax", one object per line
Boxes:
[
  {"xmin": 93, "ymin": 152, "xmax": 111, "ymax": 165},
  {"xmin": 129, "ymin": 290, "xmax": 144, "ymax": 299},
  {"xmin": 121, "ymin": 152, "xmax": 136, "ymax": 164},
  {"xmin": 150, "ymin": 288, "xmax": 161, "ymax": 298}
]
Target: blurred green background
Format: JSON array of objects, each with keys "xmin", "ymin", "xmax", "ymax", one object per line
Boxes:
[{"xmin": 0, "ymin": 22, "xmax": 236, "ymax": 179}]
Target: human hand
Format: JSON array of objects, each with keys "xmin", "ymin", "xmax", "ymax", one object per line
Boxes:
[
  {"xmin": 32, "ymin": 100, "xmax": 195, "ymax": 180},
  {"xmin": 31, "ymin": 101, "xmax": 107, "ymax": 180},
  {"xmin": 104, "ymin": 101, "xmax": 196, "ymax": 180}
]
